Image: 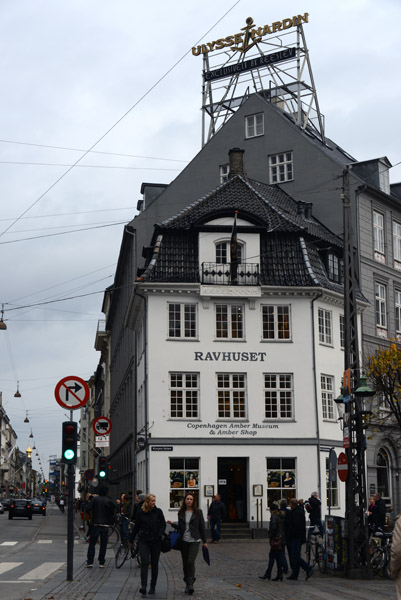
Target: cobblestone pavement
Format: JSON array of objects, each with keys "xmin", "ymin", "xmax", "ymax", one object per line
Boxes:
[{"xmin": 30, "ymin": 537, "xmax": 397, "ymax": 600}]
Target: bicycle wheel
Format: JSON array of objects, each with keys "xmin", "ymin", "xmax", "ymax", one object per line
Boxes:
[
  {"xmin": 115, "ymin": 541, "xmax": 129, "ymax": 569},
  {"xmin": 370, "ymin": 547, "xmax": 385, "ymax": 575},
  {"xmin": 107, "ymin": 525, "xmax": 120, "ymax": 549},
  {"xmin": 306, "ymin": 542, "xmax": 312, "ymax": 567},
  {"xmin": 316, "ymin": 543, "xmax": 327, "ymax": 574}
]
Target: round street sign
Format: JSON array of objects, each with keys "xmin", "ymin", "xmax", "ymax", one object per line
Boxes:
[
  {"xmin": 93, "ymin": 416, "xmax": 112, "ymax": 436},
  {"xmin": 54, "ymin": 376, "xmax": 90, "ymax": 410},
  {"xmin": 84, "ymin": 469, "xmax": 95, "ymax": 481},
  {"xmin": 337, "ymin": 451, "xmax": 349, "ymax": 482}
]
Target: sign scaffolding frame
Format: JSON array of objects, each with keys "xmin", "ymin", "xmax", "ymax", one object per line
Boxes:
[{"xmin": 200, "ymin": 15, "xmax": 325, "ymax": 147}]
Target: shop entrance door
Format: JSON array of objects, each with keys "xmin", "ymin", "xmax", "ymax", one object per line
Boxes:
[{"xmin": 217, "ymin": 457, "xmax": 247, "ymax": 522}]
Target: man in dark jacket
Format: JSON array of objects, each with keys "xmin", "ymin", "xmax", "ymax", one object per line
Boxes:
[
  {"xmin": 207, "ymin": 494, "xmax": 226, "ymax": 543},
  {"xmin": 286, "ymin": 498, "xmax": 312, "ymax": 581},
  {"xmin": 85, "ymin": 486, "xmax": 116, "ymax": 567},
  {"xmin": 372, "ymin": 492, "xmax": 387, "ymax": 546},
  {"xmin": 307, "ymin": 491, "xmax": 323, "ymax": 536}
]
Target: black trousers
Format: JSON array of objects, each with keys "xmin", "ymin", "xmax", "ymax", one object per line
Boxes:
[
  {"xmin": 138, "ymin": 539, "xmax": 162, "ymax": 588},
  {"xmin": 181, "ymin": 541, "xmax": 200, "ymax": 582}
]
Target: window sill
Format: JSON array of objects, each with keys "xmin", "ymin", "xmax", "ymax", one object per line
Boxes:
[
  {"xmin": 245, "ymin": 134, "xmax": 264, "ymax": 140},
  {"xmin": 166, "ymin": 338, "xmax": 199, "ymax": 342},
  {"xmin": 260, "ymin": 338, "xmax": 292, "ymax": 343}
]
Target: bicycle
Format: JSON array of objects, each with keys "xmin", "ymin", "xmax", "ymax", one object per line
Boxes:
[
  {"xmin": 106, "ymin": 518, "xmax": 120, "ymax": 549},
  {"xmin": 115, "ymin": 517, "xmax": 141, "ymax": 569},
  {"xmin": 306, "ymin": 525, "xmax": 327, "ymax": 574},
  {"xmin": 369, "ymin": 529, "xmax": 392, "ymax": 578}
]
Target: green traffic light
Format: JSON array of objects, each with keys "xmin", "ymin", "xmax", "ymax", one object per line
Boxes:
[
  {"xmin": 99, "ymin": 470, "xmax": 106, "ymax": 478},
  {"xmin": 64, "ymin": 449, "xmax": 75, "ymax": 461}
]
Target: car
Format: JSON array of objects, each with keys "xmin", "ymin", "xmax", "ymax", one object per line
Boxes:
[
  {"xmin": 8, "ymin": 499, "xmax": 32, "ymax": 520},
  {"xmin": 0, "ymin": 502, "xmax": 4, "ymax": 514},
  {"xmin": 1, "ymin": 498, "xmax": 11, "ymax": 511},
  {"xmin": 30, "ymin": 498, "xmax": 46, "ymax": 516}
]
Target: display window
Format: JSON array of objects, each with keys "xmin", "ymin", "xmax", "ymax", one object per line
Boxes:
[
  {"xmin": 266, "ymin": 457, "xmax": 296, "ymax": 506},
  {"xmin": 169, "ymin": 458, "xmax": 199, "ymax": 508}
]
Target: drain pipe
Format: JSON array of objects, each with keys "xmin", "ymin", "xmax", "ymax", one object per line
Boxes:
[
  {"xmin": 311, "ymin": 291, "xmax": 323, "ymax": 499},
  {"xmin": 135, "ymin": 287, "xmax": 149, "ymax": 493}
]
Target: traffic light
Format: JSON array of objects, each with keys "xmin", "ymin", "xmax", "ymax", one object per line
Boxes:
[
  {"xmin": 98, "ymin": 455, "xmax": 109, "ymax": 479},
  {"xmin": 62, "ymin": 421, "xmax": 78, "ymax": 464}
]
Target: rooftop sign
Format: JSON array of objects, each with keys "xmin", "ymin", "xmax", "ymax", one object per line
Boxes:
[{"xmin": 192, "ymin": 13, "xmax": 309, "ymax": 56}]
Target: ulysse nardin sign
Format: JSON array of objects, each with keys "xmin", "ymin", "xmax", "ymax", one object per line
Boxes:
[
  {"xmin": 192, "ymin": 14, "xmax": 309, "ymax": 56},
  {"xmin": 204, "ymin": 48, "xmax": 296, "ymax": 82}
]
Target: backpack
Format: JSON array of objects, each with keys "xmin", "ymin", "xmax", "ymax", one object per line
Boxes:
[{"xmin": 305, "ymin": 501, "xmax": 311, "ymax": 513}]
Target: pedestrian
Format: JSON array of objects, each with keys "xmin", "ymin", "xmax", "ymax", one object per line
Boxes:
[
  {"xmin": 59, "ymin": 497, "xmax": 65, "ymax": 513},
  {"xmin": 390, "ymin": 512, "xmax": 401, "ymax": 599},
  {"xmin": 371, "ymin": 492, "xmax": 386, "ymax": 534},
  {"xmin": 286, "ymin": 498, "xmax": 312, "ymax": 581},
  {"xmin": 259, "ymin": 503, "xmax": 284, "ymax": 581},
  {"xmin": 307, "ymin": 491, "xmax": 324, "ymax": 537},
  {"xmin": 84, "ymin": 493, "xmax": 94, "ymax": 541},
  {"xmin": 207, "ymin": 493, "xmax": 226, "ymax": 543},
  {"xmin": 120, "ymin": 493, "xmax": 133, "ymax": 541},
  {"xmin": 278, "ymin": 498, "xmax": 289, "ymax": 574},
  {"xmin": 132, "ymin": 490, "xmax": 145, "ymax": 521},
  {"xmin": 167, "ymin": 492, "xmax": 208, "ymax": 595},
  {"xmin": 367, "ymin": 495, "xmax": 375, "ymax": 532},
  {"xmin": 132, "ymin": 493, "xmax": 166, "ymax": 596},
  {"xmin": 85, "ymin": 485, "xmax": 116, "ymax": 568}
]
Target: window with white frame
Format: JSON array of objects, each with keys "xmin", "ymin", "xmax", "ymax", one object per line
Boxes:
[
  {"xmin": 321, "ymin": 374, "xmax": 335, "ymax": 420},
  {"xmin": 217, "ymin": 373, "xmax": 246, "ymax": 419},
  {"xmin": 328, "ymin": 253, "xmax": 342, "ymax": 283},
  {"xmin": 394, "ymin": 221, "xmax": 401, "ymax": 265},
  {"xmin": 264, "ymin": 374, "xmax": 293, "ymax": 419},
  {"xmin": 215, "ymin": 304, "xmax": 244, "ymax": 339},
  {"xmin": 375, "ymin": 283, "xmax": 387, "ymax": 330},
  {"xmin": 215, "ymin": 241, "xmax": 243, "ymax": 264},
  {"xmin": 326, "ymin": 457, "xmax": 339, "ymax": 507},
  {"xmin": 268, "ymin": 152, "xmax": 293, "ymax": 184},
  {"xmin": 170, "ymin": 373, "xmax": 199, "ymax": 418},
  {"xmin": 168, "ymin": 303, "xmax": 197, "ymax": 339},
  {"xmin": 396, "ymin": 291, "xmax": 401, "ymax": 333},
  {"xmin": 245, "ymin": 113, "xmax": 264, "ymax": 138},
  {"xmin": 262, "ymin": 305, "xmax": 291, "ymax": 340},
  {"xmin": 340, "ymin": 314, "xmax": 345, "ymax": 349},
  {"xmin": 373, "ymin": 211, "xmax": 385, "ymax": 258},
  {"xmin": 219, "ymin": 164, "xmax": 229, "ymax": 183},
  {"xmin": 318, "ymin": 308, "xmax": 332, "ymax": 345}
]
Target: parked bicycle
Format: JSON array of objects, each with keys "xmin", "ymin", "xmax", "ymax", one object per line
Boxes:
[
  {"xmin": 369, "ymin": 529, "xmax": 392, "ymax": 578},
  {"xmin": 306, "ymin": 525, "xmax": 327, "ymax": 574}
]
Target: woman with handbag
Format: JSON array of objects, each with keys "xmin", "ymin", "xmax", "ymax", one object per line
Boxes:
[
  {"xmin": 167, "ymin": 492, "xmax": 208, "ymax": 595},
  {"xmin": 259, "ymin": 503, "xmax": 284, "ymax": 582},
  {"xmin": 131, "ymin": 494, "xmax": 166, "ymax": 596}
]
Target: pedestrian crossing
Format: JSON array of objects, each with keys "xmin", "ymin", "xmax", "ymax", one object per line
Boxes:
[
  {"xmin": 0, "ymin": 539, "xmax": 81, "ymax": 546},
  {"xmin": 0, "ymin": 561, "xmax": 64, "ymax": 582}
]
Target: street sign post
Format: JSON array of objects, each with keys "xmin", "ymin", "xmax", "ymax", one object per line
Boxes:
[
  {"xmin": 55, "ymin": 376, "xmax": 90, "ymax": 410},
  {"xmin": 338, "ymin": 451, "xmax": 349, "ymax": 482}
]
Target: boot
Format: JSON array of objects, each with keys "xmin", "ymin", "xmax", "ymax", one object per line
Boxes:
[
  {"xmin": 187, "ymin": 578, "xmax": 195, "ymax": 595},
  {"xmin": 259, "ymin": 569, "xmax": 271, "ymax": 580},
  {"xmin": 183, "ymin": 577, "xmax": 189, "ymax": 594}
]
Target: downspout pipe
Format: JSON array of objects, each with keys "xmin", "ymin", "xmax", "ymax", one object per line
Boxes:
[
  {"xmin": 134, "ymin": 288, "xmax": 149, "ymax": 493},
  {"xmin": 311, "ymin": 291, "xmax": 323, "ymax": 499}
]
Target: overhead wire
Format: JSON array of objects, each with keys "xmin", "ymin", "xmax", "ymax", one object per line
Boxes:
[{"xmin": 0, "ymin": 0, "xmax": 242, "ymax": 240}]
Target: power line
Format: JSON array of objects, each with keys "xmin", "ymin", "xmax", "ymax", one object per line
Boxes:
[
  {"xmin": 0, "ymin": 220, "xmax": 126, "ymax": 245},
  {"xmin": 0, "ymin": 160, "xmax": 180, "ymax": 171},
  {"xmin": 0, "ymin": 0, "xmax": 241, "ymax": 240}
]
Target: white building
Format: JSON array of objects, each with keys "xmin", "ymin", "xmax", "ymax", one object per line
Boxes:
[{"xmin": 125, "ymin": 150, "xmax": 366, "ymax": 526}]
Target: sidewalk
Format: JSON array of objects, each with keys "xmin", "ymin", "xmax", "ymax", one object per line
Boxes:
[{"xmin": 30, "ymin": 518, "xmax": 396, "ymax": 600}]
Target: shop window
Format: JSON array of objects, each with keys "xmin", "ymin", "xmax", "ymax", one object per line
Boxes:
[
  {"xmin": 326, "ymin": 457, "xmax": 339, "ymax": 507},
  {"xmin": 264, "ymin": 374, "xmax": 293, "ymax": 419},
  {"xmin": 321, "ymin": 374, "xmax": 335, "ymax": 420},
  {"xmin": 262, "ymin": 305, "xmax": 291, "ymax": 340},
  {"xmin": 268, "ymin": 152, "xmax": 293, "ymax": 183},
  {"xmin": 217, "ymin": 373, "xmax": 246, "ymax": 419},
  {"xmin": 215, "ymin": 304, "xmax": 244, "ymax": 339},
  {"xmin": 169, "ymin": 458, "xmax": 199, "ymax": 509},
  {"xmin": 266, "ymin": 457, "xmax": 296, "ymax": 506},
  {"xmin": 245, "ymin": 113, "xmax": 264, "ymax": 138},
  {"xmin": 318, "ymin": 308, "xmax": 332, "ymax": 345},
  {"xmin": 170, "ymin": 373, "xmax": 199, "ymax": 418},
  {"xmin": 168, "ymin": 303, "xmax": 197, "ymax": 339}
]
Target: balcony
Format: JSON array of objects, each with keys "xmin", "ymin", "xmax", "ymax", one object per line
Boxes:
[{"xmin": 201, "ymin": 262, "xmax": 260, "ymax": 286}]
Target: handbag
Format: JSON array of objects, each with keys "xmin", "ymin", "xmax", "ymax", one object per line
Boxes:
[
  {"xmin": 169, "ymin": 530, "xmax": 183, "ymax": 551},
  {"xmin": 161, "ymin": 534, "xmax": 171, "ymax": 553},
  {"xmin": 270, "ymin": 536, "xmax": 282, "ymax": 551}
]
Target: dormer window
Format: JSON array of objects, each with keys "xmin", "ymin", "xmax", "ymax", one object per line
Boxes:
[
  {"xmin": 216, "ymin": 241, "xmax": 243, "ymax": 264},
  {"xmin": 327, "ymin": 253, "xmax": 343, "ymax": 283}
]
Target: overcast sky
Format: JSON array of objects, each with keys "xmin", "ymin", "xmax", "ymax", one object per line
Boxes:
[{"xmin": 1, "ymin": 0, "xmax": 400, "ymax": 481}]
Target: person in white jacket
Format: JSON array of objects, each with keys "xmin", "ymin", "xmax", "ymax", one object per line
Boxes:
[{"xmin": 390, "ymin": 514, "xmax": 401, "ymax": 598}]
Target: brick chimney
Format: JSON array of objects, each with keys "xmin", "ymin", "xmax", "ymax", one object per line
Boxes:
[{"xmin": 228, "ymin": 148, "xmax": 245, "ymax": 177}]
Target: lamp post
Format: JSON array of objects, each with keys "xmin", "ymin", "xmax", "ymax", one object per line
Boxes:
[{"xmin": 341, "ymin": 168, "xmax": 375, "ymax": 576}]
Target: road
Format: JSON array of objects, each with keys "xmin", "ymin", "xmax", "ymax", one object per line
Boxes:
[{"xmin": 0, "ymin": 501, "xmax": 80, "ymax": 600}]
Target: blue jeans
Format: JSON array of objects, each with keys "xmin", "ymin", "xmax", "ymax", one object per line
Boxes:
[
  {"xmin": 289, "ymin": 539, "xmax": 309, "ymax": 578},
  {"xmin": 87, "ymin": 525, "xmax": 109, "ymax": 565},
  {"xmin": 210, "ymin": 519, "xmax": 221, "ymax": 541}
]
